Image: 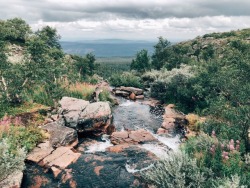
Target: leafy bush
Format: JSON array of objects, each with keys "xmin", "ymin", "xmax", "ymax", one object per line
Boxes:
[
  {"xmin": 144, "ymin": 65, "xmax": 195, "ymax": 112},
  {"xmin": 109, "ymin": 72, "xmax": 143, "ymax": 88},
  {"xmin": 98, "ymin": 89, "xmax": 116, "ymax": 105},
  {"xmin": 1, "ymin": 125, "xmax": 45, "ymax": 152},
  {"xmin": 142, "ymin": 151, "xmax": 212, "ymax": 188},
  {"xmin": 0, "ymin": 138, "xmax": 26, "ymax": 182},
  {"xmin": 182, "ymin": 133, "xmax": 249, "ymax": 186},
  {"xmin": 214, "ymin": 175, "xmax": 247, "ymax": 188},
  {"xmin": 1, "ymin": 18, "xmax": 31, "ymax": 43}
]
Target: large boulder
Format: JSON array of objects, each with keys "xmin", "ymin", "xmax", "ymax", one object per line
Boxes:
[
  {"xmin": 58, "ymin": 97, "xmax": 113, "ymax": 135},
  {"xmin": 59, "ymin": 97, "xmax": 89, "ymax": 128},
  {"xmin": 78, "ymin": 102, "xmax": 112, "ymax": 133},
  {"xmin": 42, "ymin": 119, "xmax": 78, "ymax": 148}
]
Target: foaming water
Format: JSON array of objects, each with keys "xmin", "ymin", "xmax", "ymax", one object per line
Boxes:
[
  {"xmin": 140, "ymin": 143, "xmax": 170, "ymax": 159},
  {"xmin": 119, "ymin": 100, "xmax": 134, "ymax": 107},
  {"xmin": 125, "ymin": 163, "xmax": 154, "ymax": 173},
  {"xmin": 113, "ymin": 97, "xmax": 180, "ymax": 159},
  {"xmin": 153, "ymin": 134, "xmax": 181, "ymax": 151},
  {"xmin": 85, "ymin": 135, "xmax": 113, "ymax": 153}
]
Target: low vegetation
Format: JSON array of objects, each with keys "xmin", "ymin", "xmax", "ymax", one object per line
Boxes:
[
  {"xmin": 0, "ymin": 18, "xmax": 100, "ymax": 180},
  {"xmin": 138, "ymin": 30, "xmax": 250, "ymax": 187},
  {"xmin": 0, "ymin": 17, "xmax": 249, "ymax": 187},
  {"xmin": 109, "ymin": 71, "xmax": 143, "ymax": 88}
]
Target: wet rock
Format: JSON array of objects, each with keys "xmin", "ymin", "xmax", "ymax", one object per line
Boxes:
[
  {"xmin": 117, "ymin": 86, "xmax": 143, "ymax": 95},
  {"xmin": 40, "ymin": 147, "xmax": 81, "ymax": 169},
  {"xmin": 161, "ymin": 117, "xmax": 175, "ymax": 130},
  {"xmin": 114, "ymin": 90, "xmax": 130, "ymax": 97},
  {"xmin": 129, "ymin": 129, "xmax": 156, "ymax": 143},
  {"xmin": 129, "ymin": 92, "xmax": 136, "ymax": 100},
  {"xmin": 42, "ymin": 119, "xmax": 78, "ymax": 148},
  {"xmin": 111, "ymin": 129, "xmax": 156, "ymax": 145},
  {"xmin": 51, "ymin": 166, "xmax": 62, "ymax": 178},
  {"xmin": 0, "ymin": 170, "xmax": 23, "ymax": 188},
  {"xmin": 161, "ymin": 105, "xmax": 187, "ymax": 136},
  {"xmin": 157, "ymin": 128, "xmax": 169, "ymax": 135},
  {"xmin": 106, "ymin": 144, "xmax": 130, "ymax": 153},
  {"xmin": 136, "ymin": 95, "xmax": 144, "ymax": 99},
  {"xmin": 141, "ymin": 98, "xmax": 161, "ymax": 107},
  {"xmin": 23, "ymin": 145, "xmax": 155, "ymax": 188}
]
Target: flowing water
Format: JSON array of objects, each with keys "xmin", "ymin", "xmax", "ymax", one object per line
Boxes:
[{"xmin": 22, "ymin": 97, "xmax": 181, "ymax": 187}]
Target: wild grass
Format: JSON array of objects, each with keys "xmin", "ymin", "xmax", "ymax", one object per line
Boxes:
[{"xmin": 66, "ymin": 82, "xmax": 96, "ymax": 100}]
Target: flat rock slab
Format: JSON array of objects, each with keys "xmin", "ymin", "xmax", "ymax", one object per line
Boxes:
[
  {"xmin": 117, "ymin": 86, "xmax": 143, "ymax": 95},
  {"xmin": 114, "ymin": 90, "xmax": 130, "ymax": 97},
  {"xmin": 27, "ymin": 141, "xmax": 54, "ymax": 163},
  {"xmin": 111, "ymin": 129, "xmax": 156, "ymax": 145},
  {"xmin": 40, "ymin": 147, "xmax": 81, "ymax": 169}
]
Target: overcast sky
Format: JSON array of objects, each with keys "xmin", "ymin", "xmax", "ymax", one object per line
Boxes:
[{"xmin": 0, "ymin": 0, "xmax": 250, "ymax": 41}]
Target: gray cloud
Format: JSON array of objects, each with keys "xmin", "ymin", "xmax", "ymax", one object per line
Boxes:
[
  {"xmin": 0, "ymin": 0, "xmax": 250, "ymax": 40},
  {"xmin": 1, "ymin": 0, "xmax": 250, "ymax": 21}
]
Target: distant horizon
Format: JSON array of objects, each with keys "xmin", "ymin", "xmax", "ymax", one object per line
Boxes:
[{"xmin": 60, "ymin": 37, "xmax": 186, "ymax": 43}]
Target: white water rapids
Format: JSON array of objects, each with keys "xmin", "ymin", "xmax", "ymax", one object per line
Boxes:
[{"xmin": 85, "ymin": 98, "xmax": 181, "ymax": 172}]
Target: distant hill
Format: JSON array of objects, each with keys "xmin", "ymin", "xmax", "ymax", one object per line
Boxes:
[{"xmin": 60, "ymin": 40, "xmax": 155, "ymax": 57}]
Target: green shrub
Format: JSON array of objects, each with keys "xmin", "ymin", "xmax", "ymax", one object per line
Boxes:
[
  {"xmin": 144, "ymin": 65, "xmax": 195, "ymax": 112},
  {"xmin": 1, "ymin": 125, "xmax": 44, "ymax": 152},
  {"xmin": 214, "ymin": 175, "xmax": 247, "ymax": 188},
  {"xmin": 109, "ymin": 72, "xmax": 143, "ymax": 88},
  {"xmin": 0, "ymin": 138, "xmax": 26, "ymax": 182},
  {"xmin": 142, "ymin": 151, "xmax": 212, "ymax": 188},
  {"xmin": 98, "ymin": 89, "xmax": 116, "ymax": 105},
  {"xmin": 182, "ymin": 133, "xmax": 248, "ymax": 185}
]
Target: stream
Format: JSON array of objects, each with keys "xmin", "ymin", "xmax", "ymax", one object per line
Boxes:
[{"xmin": 22, "ymin": 97, "xmax": 181, "ymax": 188}]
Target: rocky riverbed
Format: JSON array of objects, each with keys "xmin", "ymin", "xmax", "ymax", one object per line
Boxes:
[{"xmin": 20, "ymin": 86, "xmax": 186, "ymax": 188}]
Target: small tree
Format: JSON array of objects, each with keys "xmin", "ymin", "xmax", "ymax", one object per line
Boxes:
[
  {"xmin": 130, "ymin": 49, "xmax": 150, "ymax": 73},
  {"xmin": 151, "ymin": 37, "xmax": 171, "ymax": 70}
]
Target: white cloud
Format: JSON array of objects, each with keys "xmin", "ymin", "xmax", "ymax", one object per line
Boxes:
[{"xmin": 1, "ymin": 0, "xmax": 250, "ymax": 40}]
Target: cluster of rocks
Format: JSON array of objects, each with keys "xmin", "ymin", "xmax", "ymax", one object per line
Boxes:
[
  {"xmin": 113, "ymin": 86, "xmax": 144, "ymax": 100},
  {"xmin": 157, "ymin": 104, "xmax": 187, "ymax": 137},
  {"xmin": 26, "ymin": 97, "xmax": 114, "ymax": 180}
]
